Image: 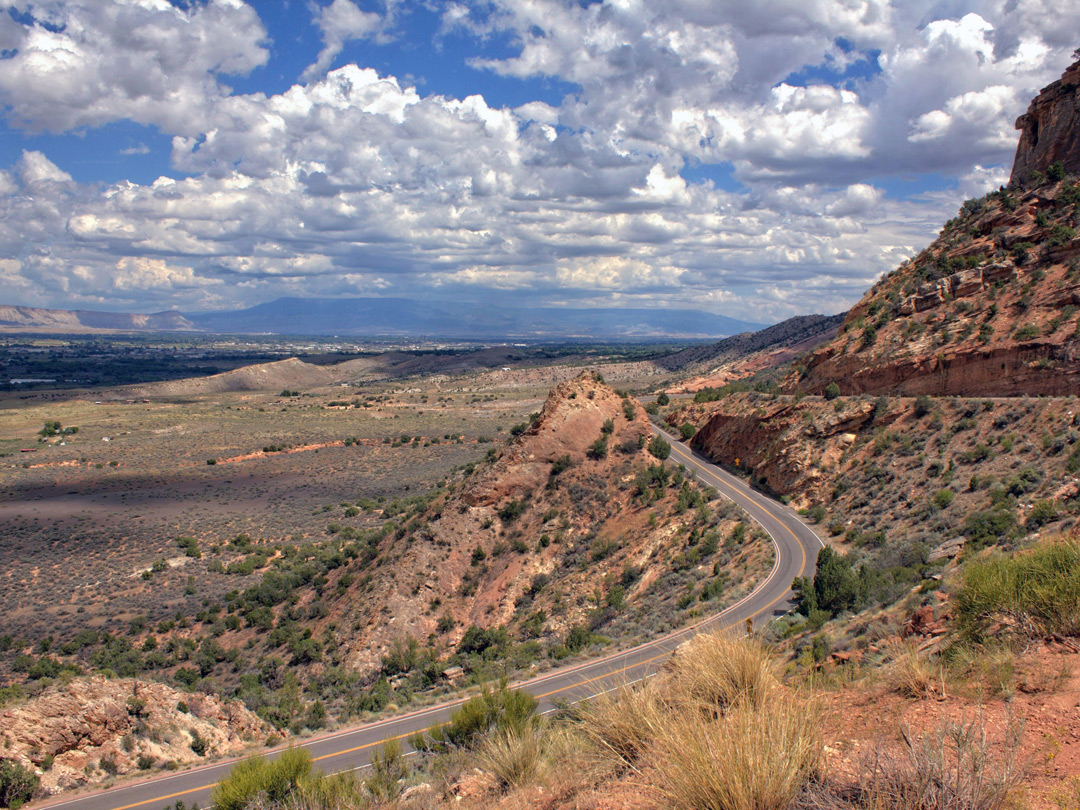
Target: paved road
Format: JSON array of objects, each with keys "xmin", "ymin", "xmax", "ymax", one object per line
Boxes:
[{"xmin": 39, "ymin": 422, "xmax": 822, "ymax": 810}]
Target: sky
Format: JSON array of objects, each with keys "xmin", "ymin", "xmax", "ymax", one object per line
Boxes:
[{"xmin": 0, "ymin": 0, "xmax": 1076, "ymax": 323}]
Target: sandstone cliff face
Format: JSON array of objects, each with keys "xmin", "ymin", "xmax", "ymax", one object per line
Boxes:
[
  {"xmin": 796, "ymin": 60, "xmax": 1080, "ymax": 399},
  {"xmin": 1011, "ymin": 58, "xmax": 1080, "ymax": 185},
  {"xmin": 797, "ymin": 179, "xmax": 1080, "ymax": 397},
  {"xmin": 674, "ymin": 395, "xmax": 877, "ymax": 504},
  {"xmin": 0, "ymin": 676, "xmax": 272, "ymax": 798}
]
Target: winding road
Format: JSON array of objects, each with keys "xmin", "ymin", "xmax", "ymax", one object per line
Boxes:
[{"xmin": 38, "ymin": 422, "xmax": 822, "ymax": 810}]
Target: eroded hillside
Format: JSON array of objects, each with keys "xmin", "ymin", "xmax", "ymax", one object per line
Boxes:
[
  {"xmin": 797, "ymin": 60, "xmax": 1080, "ymax": 398},
  {"xmin": 324, "ymin": 371, "xmax": 773, "ymax": 676},
  {"xmin": 668, "ymin": 390, "xmax": 1079, "ymax": 611}
]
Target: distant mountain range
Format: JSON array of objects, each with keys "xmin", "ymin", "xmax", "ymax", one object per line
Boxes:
[{"xmin": 0, "ymin": 298, "xmax": 767, "ymax": 340}]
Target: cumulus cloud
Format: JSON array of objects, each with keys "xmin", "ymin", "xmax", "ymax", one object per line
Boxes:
[
  {"xmin": 302, "ymin": 0, "xmax": 396, "ymax": 81},
  {"xmin": 0, "ymin": 0, "xmax": 1076, "ymax": 321},
  {"xmin": 0, "ymin": 0, "xmax": 268, "ymax": 134}
]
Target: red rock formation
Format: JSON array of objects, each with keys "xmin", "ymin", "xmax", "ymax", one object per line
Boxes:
[
  {"xmin": 794, "ymin": 58, "xmax": 1080, "ymax": 398},
  {"xmin": 797, "ymin": 179, "xmax": 1080, "ymax": 397},
  {"xmin": 1011, "ymin": 58, "xmax": 1080, "ymax": 185},
  {"xmin": 0, "ymin": 676, "xmax": 272, "ymax": 797}
]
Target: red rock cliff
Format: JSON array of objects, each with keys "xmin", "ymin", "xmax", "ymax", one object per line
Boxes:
[{"xmin": 1011, "ymin": 58, "xmax": 1080, "ymax": 185}]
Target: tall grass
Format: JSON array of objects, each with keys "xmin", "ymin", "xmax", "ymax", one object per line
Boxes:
[
  {"xmin": 572, "ymin": 676, "xmax": 670, "ymax": 769},
  {"xmin": 476, "ymin": 724, "xmax": 555, "ymax": 789},
  {"xmin": 652, "ymin": 689, "xmax": 822, "ymax": 810},
  {"xmin": 956, "ymin": 536, "xmax": 1080, "ymax": 641},
  {"xmin": 569, "ymin": 631, "xmax": 821, "ymax": 810},
  {"xmin": 669, "ymin": 630, "xmax": 779, "ymax": 709},
  {"xmin": 885, "ymin": 639, "xmax": 941, "ymax": 699}
]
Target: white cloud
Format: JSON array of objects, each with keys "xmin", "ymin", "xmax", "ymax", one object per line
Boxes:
[
  {"xmin": 302, "ymin": 0, "xmax": 393, "ymax": 81},
  {"xmin": 0, "ymin": 0, "xmax": 268, "ymax": 134},
  {"xmin": 0, "ymin": 0, "xmax": 1077, "ymax": 322}
]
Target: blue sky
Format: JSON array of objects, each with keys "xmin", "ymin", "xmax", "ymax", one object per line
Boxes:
[{"xmin": 0, "ymin": 1, "xmax": 1075, "ymax": 322}]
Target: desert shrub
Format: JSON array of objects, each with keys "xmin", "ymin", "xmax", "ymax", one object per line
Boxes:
[
  {"xmin": 824, "ymin": 382, "xmax": 841, "ymax": 400},
  {"xmin": 1026, "ymin": 499, "xmax": 1058, "ymax": 530},
  {"xmin": 861, "ymin": 324, "xmax": 877, "ymax": 349},
  {"xmin": 657, "ymin": 392, "xmax": 670, "ymax": 406},
  {"xmin": 587, "ymin": 436, "xmax": 609, "ymax": 460},
  {"xmin": 793, "ymin": 546, "xmax": 863, "ymax": 619},
  {"xmin": 648, "ymin": 435, "xmax": 671, "ymax": 461},
  {"xmin": 412, "ymin": 681, "xmax": 537, "ymax": 752},
  {"xmin": 549, "ymin": 454, "xmax": 573, "ymax": 476},
  {"xmin": 679, "ymin": 422, "xmax": 697, "ymax": 441},
  {"xmin": 955, "ymin": 537, "xmax": 1080, "ymax": 641},
  {"xmin": 498, "ymin": 498, "xmax": 528, "ymax": 523},
  {"xmin": 914, "ymin": 395, "xmax": 933, "ymax": 417},
  {"xmin": 212, "ymin": 748, "xmax": 314, "ymax": 810},
  {"xmin": 456, "ymin": 625, "xmax": 509, "ymax": 656},
  {"xmin": 0, "ymin": 760, "xmax": 39, "ymax": 809},
  {"xmin": 364, "ymin": 738, "xmax": 407, "ymax": 802},
  {"xmin": 933, "ymin": 489, "xmax": 955, "ymax": 509},
  {"xmin": 189, "ymin": 731, "xmax": 209, "ymax": 757},
  {"xmin": 853, "ymin": 715, "xmax": 1021, "ymax": 810},
  {"xmin": 963, "ymin": 507, "xmax": 1018, "ymax": 550}
]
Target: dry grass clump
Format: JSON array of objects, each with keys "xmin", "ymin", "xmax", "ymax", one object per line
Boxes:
[
  {"xmin": 571, "ymin": 676, "xmax": 669, "ymax": 770},
  {"xmin": 475, "ymin": 724, "xmax": 574, "ymax": 790},
  {"xmin": 570, "ymin": 630, "xmax": 822, "ymax": 810},
  {"xmin": 668, "ymin": 630, "xmax": 780, "ymax": 709},
  {"xmin": 651, "ymin": 688, "xmax": 822, "ymax": 810},
  {"xmin": 850, "ymin": 714, "xmax": 1023, "ymax": 810},
  {"xmin": 885, "ymin": 640, "xmax": 943, "ymax": 699}
]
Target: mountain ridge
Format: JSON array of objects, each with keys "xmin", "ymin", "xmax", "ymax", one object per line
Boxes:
[{"xmin": 0, "ymin": 298, "xmax": 767, "ymax": 340}]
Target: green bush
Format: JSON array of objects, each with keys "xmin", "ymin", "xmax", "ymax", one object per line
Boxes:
[
  {"xmin": 587, "ymin": 436, "xmax": 609, "ymax": 460},
  {"xmin": 955, "ymin": 538, "xmax": 1080, "ymax": 641},
  {"xmin": 657, "ymin": 392, "xmax": 670, "ymax": 406},
  {"xmin": 963, "ymin": 508, "xmax": 1018, "ymax": 550},
  {"xmin": 823, "ymin": 382, "xmax": 841, "ymax": 400},
  {"xmin": 679, "ymin": 423, "xmax": 697, "ymax": 441},
  {"xmin": 0, "ymin": 759, "xmax": 38, "ymax": 809},
  {"xmin": 648, "ymin": 435, "xmax": 671, "ymax": 461},
  {"xmin": 793, "ymin": 547, "xmax": 862, "ymax": 619},
  {"xmin": 1026, "ymin": 499, "xmax": 1058, "ymax": 530},
  {"xmin": 212, "ymin": 748, "xmax": 314, "ymax": 810},
  {"xmin": 412, "ymin": 681, "xmax": 537, "ymax": 752},
  {"xmin": 933, "ymin": 489, "xmax": 955, "ymax": 509}
]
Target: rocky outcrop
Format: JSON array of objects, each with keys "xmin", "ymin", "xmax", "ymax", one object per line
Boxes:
[
  {"xmin": 0, "ymin": 676, "xmax": 273, "ymax": 798},
  {"xmin": 797, "ymin": 181, "xmax": 1080, "ymax": 397},
  {"xmin": 681, "ymin": 396, "xmax": 876, "ymax": 504},
  {"xmin": 329, "ymin": 370, "xmax": 659, "ymax": 674},
  {"xmin": 1011, "ymin": 58, "xmax": 1080, "ymax": 185},
  {"xmin": 794, "ymin": 59, "xmax": 1080, "ymax": 399}
]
